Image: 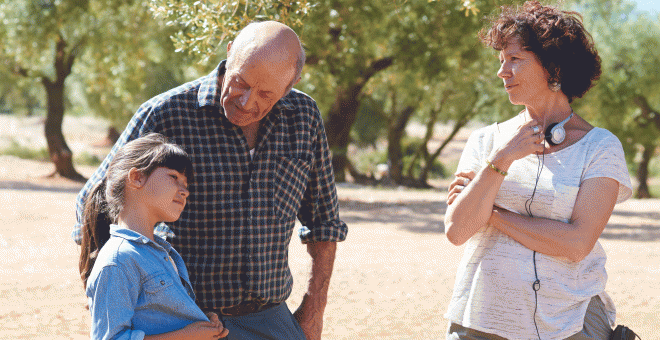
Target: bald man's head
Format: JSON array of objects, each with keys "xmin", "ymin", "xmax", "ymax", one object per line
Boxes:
[
  {"xmin": 220, "ymin": 22, "xmax": 306, "ymax": 129},
  {"xmin": 227, "ymin": 21, "xmax": 305, "ymax": 95}
]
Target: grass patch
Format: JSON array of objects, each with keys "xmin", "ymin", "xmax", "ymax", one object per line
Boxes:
[
  {"xmin": 74, "ymin": 151, "xmax": 102, "ymax": 167},
  {"xmin": 0, "ymin": 141, "xmax": 49, "ymax": 161},
  {"xmin": 1, "ymin": 141, "xmax": 102, "ymax": 167},
  {"xmin": 648, "ymin": 184, "xmax": 660, "ymax": 198}
]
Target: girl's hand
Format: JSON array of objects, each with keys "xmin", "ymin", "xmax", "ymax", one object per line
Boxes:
[
  {"xmin": 182, "ymin": 320, "xmax": 229, "ymax": 339},
  {"xmin": 205, "ymin": 312, "xmax": 222, "ymax": 329},
  {"xmin": 447, "ymin": 171, "xmax": 476, "ymax": 205}
]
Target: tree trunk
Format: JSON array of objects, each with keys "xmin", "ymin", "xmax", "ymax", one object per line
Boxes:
[
  {"xmin": 325, "ymin": 85, "xmax": 361, "ymax": 182},
  {"xmin": 632, "ymin": 96, "xmax": 659, "ymax": 199},
  {"xmin": 635, "ymin": 143, "xmax": 654, "ymax": 199},
  {"xmin": 324, "ymin": 57, "xmax": 394, "ymax": 182},
  {"xmin": 93, "ymin": 126, "xmax": 121, "ymax": 147},
  {"xmin": 387, "ymin": 106, "xmax": 415, "ymax": 184},
  {"xmin": 42, "ymin": 34, "xmax": 85, "ymax": 181}
]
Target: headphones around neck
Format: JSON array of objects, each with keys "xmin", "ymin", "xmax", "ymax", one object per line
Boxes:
[{"xmin": 545, "ymin": 111, "xmax": 574, "ymax": 146}]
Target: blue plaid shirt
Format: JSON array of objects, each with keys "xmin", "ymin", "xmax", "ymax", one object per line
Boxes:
[{"xmin": 73, "ymin": 60, "xmax": 348, "ymax": 310}]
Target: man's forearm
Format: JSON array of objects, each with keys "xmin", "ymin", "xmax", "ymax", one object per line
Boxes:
[
  {"xmin": 294, "ymin": 241, "xmax": 337, "ymax": 340},
  {"xmin": 305, "ymin": 241, "xmax": 336, "ymax": 303}
]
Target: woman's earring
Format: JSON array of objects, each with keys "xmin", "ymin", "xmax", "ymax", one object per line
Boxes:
[{"xmin": 549, "ymin": 81, "xmax": 561, "ymax": 92}]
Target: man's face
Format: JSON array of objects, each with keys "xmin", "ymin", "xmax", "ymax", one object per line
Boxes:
[{"xmin": 220, "ymin": 55, "xmax": 294, "ymax": 129}]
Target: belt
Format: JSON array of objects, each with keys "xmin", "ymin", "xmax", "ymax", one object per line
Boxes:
[{"xmin": 217, "ymin": 301, "xmax": 279, "ymax": 317}]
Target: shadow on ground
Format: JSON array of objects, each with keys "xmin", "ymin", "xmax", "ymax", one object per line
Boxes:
[
  {"xmin": 0, "ymin": 181, "xmax": 83, "ymax": 193},
  {"xmin": 610, "ymin": 209, "xmax": 660, "ymax": 221},
  {"xmin": 339, "ymin": 199, "xmax": 447, "ymax": 234},
  {"xmin": 338, "ymin": 198, "xmax": 660, "ymax": 241},
  {"xmin": 601, "ymin": 223, "xmax": 660, "ymax": 242}
]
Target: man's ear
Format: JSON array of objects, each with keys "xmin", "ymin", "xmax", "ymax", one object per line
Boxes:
[
  {"xmin": 293, "ymin": 76, "xmax": 301, "ymax": 86},
  {"xmin": 127, "ymin": 168, "xmax": 146, "ymax": 189}
]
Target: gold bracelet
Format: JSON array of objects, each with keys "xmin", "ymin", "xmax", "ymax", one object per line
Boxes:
[{"xmin": 486, "ymin": 160, "xmax": 507, "ymax": 176}]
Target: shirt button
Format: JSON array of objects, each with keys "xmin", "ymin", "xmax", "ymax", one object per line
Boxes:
[{"xmin": 160, "ymin": 280, "xmax": 165, "ymax": 285}]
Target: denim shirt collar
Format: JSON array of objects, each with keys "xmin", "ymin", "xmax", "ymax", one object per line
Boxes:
[{"xmin": 109, "ymin": 224, "xmax": 172, "ymax": 253}]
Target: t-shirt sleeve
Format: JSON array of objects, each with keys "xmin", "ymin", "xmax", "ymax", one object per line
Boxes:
[
  {"xmin": 581, "ymin": 133, "xmax": 633, "ymax": 203},
  {"xmin": 456, "ymin": 126, "xmax": 493, "ymax": 175}
]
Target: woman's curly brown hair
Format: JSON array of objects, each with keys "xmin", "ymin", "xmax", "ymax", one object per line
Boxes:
[{"xmin": 479, "ymin": 1, "xmax": 601, "ymax": 103}]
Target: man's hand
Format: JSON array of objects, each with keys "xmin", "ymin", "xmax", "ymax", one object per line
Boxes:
[
  {"xmin": 294, "ymin": 293, "xmax": 325, "ymax": 340},
  {"xmin": 294, "ymin": 241, "xmax": 337, "ymax": 340}
]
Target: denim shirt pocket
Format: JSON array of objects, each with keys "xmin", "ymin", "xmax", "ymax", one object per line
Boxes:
[
  {"xmin": 142, "ymin": 272, "xmax": 176, "ymax": 302},
  {"xmin": 273, "ymin": 156, "xmax": 311, "ymax": 222}
]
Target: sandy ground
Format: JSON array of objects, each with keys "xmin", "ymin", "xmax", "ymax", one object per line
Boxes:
[{"xmin": 1, "ymin": 114, "xmax": 659, "ymax": 339}]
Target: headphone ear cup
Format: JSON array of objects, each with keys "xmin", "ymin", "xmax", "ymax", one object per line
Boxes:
[{"xmin": 545, "ymin": 123, "xmax": 559, "ymax": 146}]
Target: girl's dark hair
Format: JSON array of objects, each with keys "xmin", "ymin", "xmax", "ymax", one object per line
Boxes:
[
  {"xmin": 79, "ymin": 133, "xmax": 193, "ymax": 287},
  {"xmin": 479, "ymin": 1, "xmax": 601, "ymax": 103}
]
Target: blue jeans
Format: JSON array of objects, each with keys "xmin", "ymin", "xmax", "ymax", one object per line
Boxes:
[{"xmin": 220, "ymin": 303, "xmax": 307, "ymax": 340}]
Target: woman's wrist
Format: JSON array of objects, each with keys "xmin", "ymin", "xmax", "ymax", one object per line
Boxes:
[{"xmin": 486, "ymin": 154, "xmax": 513, "ymax": 176}]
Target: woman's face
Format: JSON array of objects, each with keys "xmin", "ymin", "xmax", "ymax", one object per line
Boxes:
[{"xmin": 497, "ymin": 37, "xmax": 551, "ymax": 106}]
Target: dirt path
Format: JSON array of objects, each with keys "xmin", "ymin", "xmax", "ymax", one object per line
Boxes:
[{"xmin": 0, "ymin": 164, "xmax": 658, "ymax": 339}]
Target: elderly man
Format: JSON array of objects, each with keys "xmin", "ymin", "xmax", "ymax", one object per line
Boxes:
[{"xmin": 73, "ymin": 21, "xmax": 347, "ymax": 340}]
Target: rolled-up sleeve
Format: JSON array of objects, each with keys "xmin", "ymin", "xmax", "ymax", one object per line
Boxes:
[{"xmin": 298, "ymin": 113, "xmax": 348, "ymax": 244}]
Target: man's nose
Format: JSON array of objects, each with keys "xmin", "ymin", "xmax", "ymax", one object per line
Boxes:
[{"xmin": 239, "ymin": 88, "xmax": 257, "ymax": 111}]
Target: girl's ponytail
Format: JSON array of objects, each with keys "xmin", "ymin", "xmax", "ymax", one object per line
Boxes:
[{"xmin": 79, "ymin": 178, "xmax": 112, "ymax": 287}]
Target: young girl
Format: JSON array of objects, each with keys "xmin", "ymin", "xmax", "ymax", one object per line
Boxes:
[{"xmin": 79, "ymin": 133, "xmax": 229, "ymax": 339}]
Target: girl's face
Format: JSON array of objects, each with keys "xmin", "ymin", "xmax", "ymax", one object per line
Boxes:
[
  {"xmin": 497, "ymin": 37, "xmax": 551, "ymax": 106},
  {"xmin": 141, "ymin": 167, "xmax": 190, "ymax": 223}
]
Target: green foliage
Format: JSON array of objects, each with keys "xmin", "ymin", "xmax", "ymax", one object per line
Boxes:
[
  {"xmin": 351, "ymin": 96, "xmax": 388, "ymax": 147},
  {"xmin": 573, "ymin": 0, "xmax": 660, "ymax": 176},
  {"xmin": 149, "ymin": 0, "xmax": 314, "ymax": 65},
  {"xmin": 76, "ymin": 2, "xmax": 200, "ymax": 128},
  {"xmin": 0, "ymin": 0, "xmax": 197, "ymax": 129}
]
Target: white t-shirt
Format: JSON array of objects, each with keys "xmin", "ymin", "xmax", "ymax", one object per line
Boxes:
[{"xmin": 444, "ymin": 123, "xmax": 633, "ymax": 340}]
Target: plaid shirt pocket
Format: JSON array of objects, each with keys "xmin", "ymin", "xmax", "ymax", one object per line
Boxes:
[{"xmin": 273, "ymin": 156, "xmax": 311, "ymax": 222}]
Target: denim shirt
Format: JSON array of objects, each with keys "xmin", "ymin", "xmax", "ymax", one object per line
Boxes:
[{"xmin": 86, "ymin": 225, "xmax": 209, "ymax": 340}]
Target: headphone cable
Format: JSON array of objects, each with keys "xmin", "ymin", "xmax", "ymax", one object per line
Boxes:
[
  {"xmin": 533, "ymin": 251, "xmax": 542, "ymax": 340},
  {"xmin": 526, "ymin": 140, "xmax": 545, "ymax": 340}
]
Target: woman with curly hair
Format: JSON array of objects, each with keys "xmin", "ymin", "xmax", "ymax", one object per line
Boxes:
[{"xmin": 443, "ymin": 1, "xmax": 633, "ymax": 339}]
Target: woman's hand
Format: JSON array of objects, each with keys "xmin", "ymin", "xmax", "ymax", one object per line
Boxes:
[
  {"xmin": 447, "ymin": 171, "xmax": 476, "ymax": 205},
  {"xmin": 491, "ymin": 119, "xmax": 544, "ymax": 169}
]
